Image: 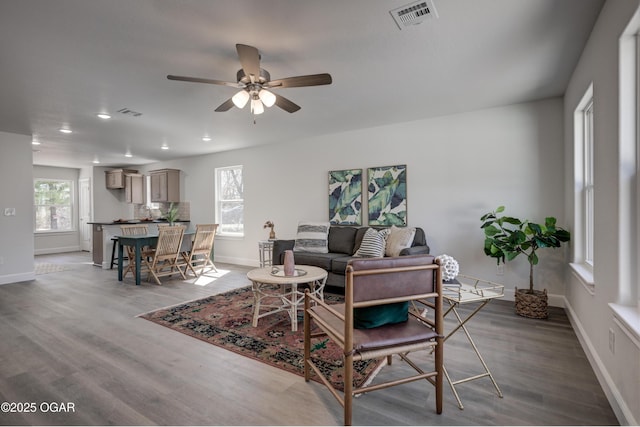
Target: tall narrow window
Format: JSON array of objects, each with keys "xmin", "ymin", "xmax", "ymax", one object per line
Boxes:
[
  {"xmin": 583, "ymin": 98, "xmax": 594, "ymax": 267},
  {"xmin": 215, "ymin": 165, "xmax": 244, "ymax": 236},
  {"xmin": 34, "ymin": 179, "xmax": 74, "ymax": 232},
  {"xmin": 573, "ymin": 83, "xmax": 594, "ymax": 280}
]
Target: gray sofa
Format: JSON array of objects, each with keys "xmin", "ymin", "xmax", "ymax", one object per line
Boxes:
[{"xmin": 271, "ymin": 225, "xmax": 430, "ymax": 290}]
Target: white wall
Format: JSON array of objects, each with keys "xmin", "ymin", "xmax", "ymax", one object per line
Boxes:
[
  {"xmin": 33, "ymin": 165, "xmax": 81, "ymax": 254},
  {"xmin": 141, "ymin": 97, "xmax": 567, "ymax": 303},
  {"xmin": 0, "ymin": 131, "xmax": 35, "ymax": 284},
  {"xmin": 563, "ymin": 0, "xmax": 640, "ymax": 424}
]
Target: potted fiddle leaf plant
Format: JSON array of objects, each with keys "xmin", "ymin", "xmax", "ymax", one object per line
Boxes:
[{"xmin": 480, "ymin": 206, "xmax": 571, "ymax": 319}]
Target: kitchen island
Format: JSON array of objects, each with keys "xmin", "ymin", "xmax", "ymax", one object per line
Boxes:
[{"xmin": 89, "ymin": 220, "xmax": 191, "ymax": 269}]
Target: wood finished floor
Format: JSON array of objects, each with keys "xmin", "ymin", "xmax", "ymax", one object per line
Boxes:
[{"xmin": 0, "ymin": 252, "xmax": 618, "ymax": 426}]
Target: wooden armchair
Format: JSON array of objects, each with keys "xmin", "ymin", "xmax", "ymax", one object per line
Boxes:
[
  {"xmin": 304, "ymin": 254, "xmax": 443, "ymax": 426},
  {"xmin": 141, "ymin": 225, "xmax": 186, "ymax": 285},
  {"xmin": 119, "ymin": 224, "xmax": 150, "ymax": 279},
  {"xmin": 180, "ymin": 224, "xmax": 218, "ymax": 277}
]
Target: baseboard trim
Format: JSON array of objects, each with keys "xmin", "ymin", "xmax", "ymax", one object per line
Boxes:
[
  {"xmin": 214, "ymin": 255, "xmax": 259, "ymax": 268},
  {"xmin": 563, "ymin": 297, "xmax": 636, "ymax": 426},
  {"xmin": 34, "ymin": 246, "xmax": 81, "ymax": 255},
  {"xmin": 0, "ymin": 272, "xmax": 36, "ymax": 285}
]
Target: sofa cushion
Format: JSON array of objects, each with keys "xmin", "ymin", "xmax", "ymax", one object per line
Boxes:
[
  {"xmin": 354, "ymin": 302, "xmax": 409, "ymax": 329},
  {"xmin": 328, "ymin": 226, "xmax": 357, "ymax": 254},
  {"xmin": 291, "ymin": 251, "xmax": 343, "ymax": 270},
  {"xmin": 331, "ymin": 255, "xmax": 356, "ymax": 275},
  {"xmin": 354, "ymin": 228, "xmax": 389, "ymax": 257},
  {"xmin": 353, "ymin": 227, "xmax": 369, "ymax": 254},
  {"xmin": 413, "ymin": 227, "xmax": 426, "ymax": 247},
  {"xmin": 385, "ymin": 225, "xmax": 416, "ymax": 257},
  {"xmin": 293, "ymin": 221, "xmax": 330, "ymax": 253}
]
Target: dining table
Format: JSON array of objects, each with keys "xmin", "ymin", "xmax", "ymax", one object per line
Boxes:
[{"xmin": 116, "ymin": 227, "xmax": 195, "ymax": 285}]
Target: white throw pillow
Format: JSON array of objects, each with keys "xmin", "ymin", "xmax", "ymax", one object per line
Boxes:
[
  {"xmin": 355, "ymin": 228, "xmax": 389, "ymax": 257},
  {"xmin": 293, "ymin": 221, "xmax": 330, "ymax": 253},
  {"xmin": 385, "ymin": 225, "xmax": 416, "ymax": 257}
]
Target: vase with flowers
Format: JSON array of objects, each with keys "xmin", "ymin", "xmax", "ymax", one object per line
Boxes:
[{"xmin": 263, "ymin": 220, "xmax": 276, "ymax": 240}]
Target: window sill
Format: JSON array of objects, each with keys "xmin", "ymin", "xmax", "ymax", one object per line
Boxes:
[
  {"xmin": 569, "ymin": 262, "xmax": 595, "ymax": 295},
  {"xmin": 216, "ymin": 234, "xmax": 244, "ymax": 241},
  {"xmin": 609, "ymin": 303, "xmax": 640, "ymax": 349},
  {"xmin": 34, "ymin": 230, "xmax": 77, "ymax": 235}
]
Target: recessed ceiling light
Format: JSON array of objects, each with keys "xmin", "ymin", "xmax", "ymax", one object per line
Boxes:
[
  {"xmin": 202, "ymin": 136, "xmax": 212, "ymax": 142},
  {"xmin": 161, "ymin": 144, "xmax": 169, "ymax": 150},
  {"xmin": 125, "ymin": 151, "xmax": 132, "ymax": 158},
  {"xmin": 92, "ymin": 158, "xmax": 100, "ymax": 164},
  {"xmin": 59, "ymin": 128, "xmax": 72, "ymax": 134},
  {"xmin": 32, "ymin": 140, "xmax": 41, "ymax": 145},
  {"xmin": 97, "ymin": 113, "xmax": 112, "ymax": 120}
]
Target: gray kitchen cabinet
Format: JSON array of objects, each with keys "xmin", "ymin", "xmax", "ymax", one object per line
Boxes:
[
  {"xmin": 125, "ymin": 173, "xmax": 144, "ymax": 204},
  {"xmin": 149, "ymin": 168, "xmax": 180, "ymax": 202},
  {"xmin": 106, "ymin": 169, "xmax": 137, "ymax": 189},
  {"xmin": 92, "ymin": 224, "xmax": 103, "ymax": 266}
]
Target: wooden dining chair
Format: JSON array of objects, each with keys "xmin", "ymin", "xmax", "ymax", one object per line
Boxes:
[
  {"xmin": 180, "ymin": 224, "xmax": 218, "ymax": 277},
  {"xmin": 141, "ymin": 225, "xmax": 186, "ymax": 285},
  {"xmin": 304, "ymin": 254, "xmax": 444, "ymax": 426},
  {"xmin": 119, "ymin": 224, "xmax": 150, "ymax": 279}
]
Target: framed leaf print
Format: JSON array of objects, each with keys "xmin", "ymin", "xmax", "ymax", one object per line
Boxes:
[
  {"xmin": 329, "ymin": 169, "xmax": 362, "ymax": 225},
  {"xmin": 367, "ymin": 165, "xmax": 407, "ymax": 226}
]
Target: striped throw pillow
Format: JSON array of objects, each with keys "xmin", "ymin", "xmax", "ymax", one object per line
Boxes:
[
  {"xmin": 293, "ymin": 221, "xmax": 330, "ymax": 253},
  {"xmin": 355, "ymin": 227, "xmax": 389, "ymax": 257}
]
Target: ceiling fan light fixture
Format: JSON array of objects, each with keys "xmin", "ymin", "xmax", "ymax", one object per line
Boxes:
[
  {"xmin": 232, "ymin": 90, "xmax": 250, "ymax": 108},
  {"xmin": 251, "ymin": 98, "xmax": 264, "ymax": 115},
  {"xmin": 258, "ymin": 89, "xmax": 276, "ymax": 107}
]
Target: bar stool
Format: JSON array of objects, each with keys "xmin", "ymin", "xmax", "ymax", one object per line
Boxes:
[{"xmin": 109, "ymin": 237, "xmax": 128, "ymax": 269}]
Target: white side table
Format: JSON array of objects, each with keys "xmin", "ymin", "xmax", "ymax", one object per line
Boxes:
[
  {"xmin": 258, "ymin": 240, "xmax": 274, "ymax": 267},
  {"xmin": 440, "ymin": 274, "xmax": 505, "ymax": 409}
]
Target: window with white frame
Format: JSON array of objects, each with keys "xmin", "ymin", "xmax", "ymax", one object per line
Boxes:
[
  {"xmin": 34, "ymin": 179, "xmax": 74, "ymax": 232},
  {"xmin": 215, "ymin": 165, "xmax": 244, "ymax": 236},
  {"xmin": 573, "ymin": 84, "xmax": 594, "ymax": 278}
]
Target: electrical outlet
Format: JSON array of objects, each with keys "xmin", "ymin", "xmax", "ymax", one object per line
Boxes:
[
  {"xmin": 496, "ymin": 264, "xmax": 504, "ymax": 275},
  {"xmin": 4, "ymin": 208, "xmax": 15, "ymax": 216},
  {"xmin": 609, "ymin": 329, "xmax": 615, "ymax": 354}
]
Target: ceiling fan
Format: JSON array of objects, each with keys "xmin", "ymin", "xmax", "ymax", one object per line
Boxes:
[{"xmin": 167, "ymin": 44, "xmax": 332, "ymax": 115}]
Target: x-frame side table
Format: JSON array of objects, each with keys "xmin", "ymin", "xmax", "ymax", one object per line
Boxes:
[{"xmin": 440, "ymin": 274, "xmax": 504, "ymax": 409}]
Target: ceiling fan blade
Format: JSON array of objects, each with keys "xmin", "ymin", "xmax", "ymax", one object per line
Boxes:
[
  {"xmin": 274, "ymin": 94, "xmax": 301, "ymax": 113},
  {"xmin": 266, "ymin": 73, "xmax": 332, "ymax": 88},
  {"xmin": 214, "ymin": 98, "xmax": 236, "ymax": 112},
  {"xmin": 167, "ymin": 75, "xmax": 240, "ymax": 88},
  {"xmin": 236, "ymin": 44, "xmax": 261, "ymax": 80}
]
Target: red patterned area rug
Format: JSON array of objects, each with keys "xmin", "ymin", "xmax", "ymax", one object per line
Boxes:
[{"xmin": 139, "ymin": 286, "xmax": 383, "ymax": 391}]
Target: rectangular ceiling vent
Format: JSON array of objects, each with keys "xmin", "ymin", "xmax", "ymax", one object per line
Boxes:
[
  {"xmin": 390, "ymin": 0, "xmax": 438, "ymax": 30},
  {"xmin": 117, "ymin": 107, "xmax": 142, "ymax": 117}
]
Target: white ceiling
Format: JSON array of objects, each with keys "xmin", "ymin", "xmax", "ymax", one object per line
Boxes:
[{"xmin": 0, "ymin": 0, "xmax": 604, "ymax": 169}]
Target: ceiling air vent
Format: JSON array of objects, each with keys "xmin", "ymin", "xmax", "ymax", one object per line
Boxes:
[
  {"xmin": 117, "ymin": 107, "xmax": 142, "ymax": 117},
  {"xmin": 390, "ymin": 0, "xmax": 438, "ymax": 30}
]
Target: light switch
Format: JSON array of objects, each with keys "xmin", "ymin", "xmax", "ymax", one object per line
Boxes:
[{"xmin": 4, "ymin": 208, "xmax": 16, "ymax": 216}]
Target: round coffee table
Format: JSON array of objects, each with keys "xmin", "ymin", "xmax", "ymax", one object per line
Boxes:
[{"xmin": 246, "ymin": 265, "xmax": 327, "ymax": 331}]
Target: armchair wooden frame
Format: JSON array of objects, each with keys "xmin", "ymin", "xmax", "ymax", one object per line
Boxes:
[
  {"xmin": 180, "ymin": 223, "xmax": 218, "ymax": 277},
  {"xmin": 141, "ymin": 225, "xmax": 186, "ymax": 285},
  {"xmin": 303, "ymin": 255, "xmax": 444, "ymax": 426}
]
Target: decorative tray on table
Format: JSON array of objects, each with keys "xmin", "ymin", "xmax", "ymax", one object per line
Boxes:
[{"xmin": 270, "ymin": 267, "xmax": 307, "ymax": 277}]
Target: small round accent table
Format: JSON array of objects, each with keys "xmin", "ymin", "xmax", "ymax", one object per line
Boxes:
[{"xmin": 246, "ymin": 265, "xmax": 327, "ymax": 332}]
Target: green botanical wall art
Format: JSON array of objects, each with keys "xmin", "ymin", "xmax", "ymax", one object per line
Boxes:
[
  {"xmin": 329, "ymin": 169, "xmax": 362, "ymax": 225},
  {"xmin": 367, "ymin": 165, "xmax": 407, "ymax": 226}
]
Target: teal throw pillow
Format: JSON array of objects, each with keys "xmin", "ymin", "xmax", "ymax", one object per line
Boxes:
[{"xmin": 353, "ymin": 301, "xmax": 409, "ymax": 329}]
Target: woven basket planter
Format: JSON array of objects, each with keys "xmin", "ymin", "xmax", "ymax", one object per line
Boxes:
[{"xmin": 514, "ymin": 288, "xmax": 548, "ymax": 319}]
